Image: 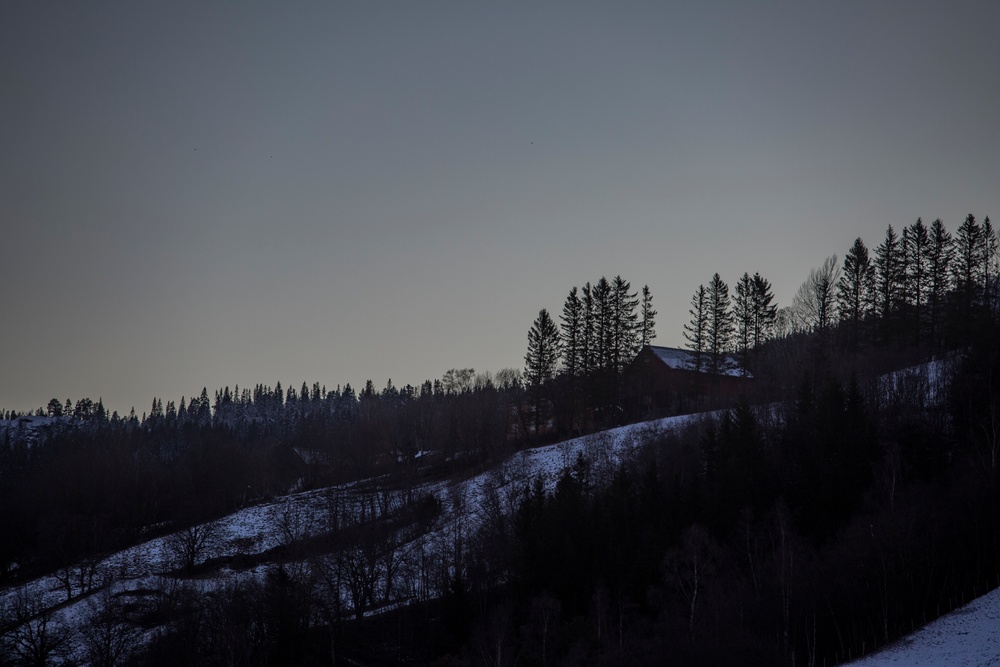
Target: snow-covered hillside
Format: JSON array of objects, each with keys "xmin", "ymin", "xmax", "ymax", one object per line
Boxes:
[
  {"xmin": 0, "ymin": 411, "xmax": 702, "ymax": 662},
  {"xmin": 846, "ymin": 585, "xmax": 1000, "ymax": 666}
]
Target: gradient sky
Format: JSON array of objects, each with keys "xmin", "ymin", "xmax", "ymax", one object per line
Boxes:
[{"xmin": 2, "ymin": 2, "xmax": 999, "ymax": 416}]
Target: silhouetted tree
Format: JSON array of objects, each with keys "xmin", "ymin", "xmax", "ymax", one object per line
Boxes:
[
  {"xmin": 706, "ymin": 273, "xmax": 734, "ymax": 375},
  {"xmin": 791, "ymin": 256, "xmax": 839, "ymax": 332},
  {"xmin": 684, "ymin": 284, "xmax": 708, "ymax": 372},
  {"xmin": 525, "ymin": 309, "xmax": 560, "ymax": 436},
  {"xmin": 837, "ymin": 238, "xmax": 875, "ymax": 349},
  {"xmin": 640, "ymin": 284, "xmax": 657, "ymax": 347},
  {"xmin": 905, "ymin": 218, "xmax": 930, "ymax": 342},
  {"xmin": 875, "ymin": 225, "xmax": 905, "ymax": 340}
]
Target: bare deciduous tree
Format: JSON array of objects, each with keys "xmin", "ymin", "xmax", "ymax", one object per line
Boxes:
[
  {"xmin": 165, "ymin": 520, "xmax": 221, "ymax": 574},
  {"xmin": 791, "ymin": 255, "xmax": 840, "ymax": 332},
  {"xmin": 1, "ymin": 587, "xmax": 70, "ymax": 667},
  {"xmin": 80, "ymin": 587, "xmax": 140, "ymax": 667}
]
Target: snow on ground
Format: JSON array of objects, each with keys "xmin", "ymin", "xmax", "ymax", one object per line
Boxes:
[
  {"xmin": 0, "ymin": 357, "xmax": 963, "ymax": 662},
  {"xmin": 846, "ymin": 585, "xmax": 1000, "ymax": 666},
  {"xmin": 0, "ymin": 410, "xmax": 704, "ymax": 662}
]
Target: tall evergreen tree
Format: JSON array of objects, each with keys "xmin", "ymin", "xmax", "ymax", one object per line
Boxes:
[
  {"xmin": 525, "ymin": 308, "xmax": 561, "ymax": 436},
  {"xmin": 981, "ymin": 216, "xmax": 997, "ymax": 311},
  {"xmin": 581, "ymin": 282, "xmax": 596, "ymax": 377},
  {"xmin": 906, "ymin": 218, "xmax": 930, "ymax": 340},
  {"xmin": 750, "ymin": 273, "xmax": 777, "ymax": 349},
  {"xmin": 706, "ymin": 273, "xmax": 734, "ymax": 376},
  {"xmin": 559, "ymin": 287, "xmax": 584, "ymax": 379},
  {"xmin": 593, "ymin": 277, "xmax": 613, "ymax": 373},
  {"xmin": 525, "ymin": 309, "xmax": 561, "ymax": 390},
  {"xmin": 837, "ymin": 238, "xmax": 875, "ymax": 349},
  {"xmin": 952, "ymin": 214, "xmax": 984, "ymax": 334},
  {"xmin": 684, "ymin": 285, "xmax": 708, "ymax": 373},
  {"xmin": 875, "ymin": 225, "xmax": 905, "ymax": 324},
  {"xmin": 733, "ymin": 273, "xmax": 754, "ymax": 373},
  {"xmin": 610, "ymin": 275, "xmax": 640, "ymax": 374},
  {"xmin": 640, "ymin": 285, "xmax": 656, "ymax": 347},
  {"xmin": 926, "ymin": 218, "xmax": 953, "ymax": 345}
]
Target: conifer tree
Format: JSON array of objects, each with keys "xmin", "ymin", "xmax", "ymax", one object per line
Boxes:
[
  {"xmin": 706, "ymin": 273, "xmax": 734, "ymax": 375},
  {"xmin": 610, "ymin": 275, "xmax": 640, "ymax": 374},
  {"xmin": 525, "ymin": 309, "xmax": 561, "ymax": 390},
  {"xmin": 733, "ymin": 273, "xmax": 754, "ymax": 372},
  {"xmin": 525, "ymin": 308, "xmax": 561, "ymax": 436},
  {"xmin": 926, "ymin": 218, "xmax": 953, "ymax": 344},
  {"xmin": 750, "ymin": 273, "xmax": 777, "ymax": 348},
  {"xmin": 875, "ymin": 225, "xmax": 904, "ymax": 323},
  {"xmin": 593, "ymin": 277, "xmax": 613, "ymax": 373},
  {"xmin": 981, "ymin": 216, "xmax": 997, "ymax": 310},
  {"xmin": 837, "ymin": 238, "xmax": 875, "ymax": 348},
  {"xmin": 684, "ymin": 285, "xmax": 708, "ymax": 372},
  {"xmin": 640, "ymin": 285, "xmax": 656, "ymax": 347},
  {"xmin": 560, "ymin": 287, "xmax": 584, "ymax": 379},
  {"xmin": 906, "ymin": 218, "xmax": 930, "ymax": 339},
  {"xmin": 581, "ymin": 282, "xmax": 595, "ymax": 377},
  {"xmin": 952, "ymin": 214, "xmax": 983, "ymax": 333}
]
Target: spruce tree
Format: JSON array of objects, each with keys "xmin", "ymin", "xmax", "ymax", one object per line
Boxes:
[
  {"xmin": 684, "ymin": 285, "xmax": 708, "ymax": 372},
  {"xmin": 581, "ymin": 282, "xmax": 595, "ymax": 377},
  {"xmin": 560, "ymin": 287, "xmax": 584, "ymax": 379},
  {"xmin": 837, "ymin": 238, "xmax": 875, "ymax": 349},
  {"xmin": 593, "ymin": 277, "xmax": 613, "ymax": 373},
  {"xmin": 906, "ymin": 218, "xmax": 930, "ymax": 340},
  {"xmin": 706, "ymin": 273, "xmax": 734, "ymax": 375},
  {"xmin": 981, "ymin": 216, "xmax": 997, "ymax": 310},
  {"xmin": 640, "ymin": 285, "xmax": 656, "ymax": 347},
  {"xmin": 525, "ymin": 308, "xmax": 561, "ymax": 435},
  {"xmin": 875, "ymin": 225, "xmax": 904, "ymax": 323},
  {"xmin": 952, "ymin": 214, "xmax": 983, "ymax": 333},
  {"xmin": 610, "ymin": 275, "xmax": 640, "ymax": 374},
  {"xmin": 734, "ymin": 273, "xmax": 754, "ymax": 372},
  {"xmin": 750, "ymin": 273, "xmax": 777, "ymax": 348},
  {"xmin": 926, "ymin": 218, "xmax": 953, "ymax": 345},
  {"xmin": 525, "ymin": 309, "xmax": 561, "ymax": 390}
]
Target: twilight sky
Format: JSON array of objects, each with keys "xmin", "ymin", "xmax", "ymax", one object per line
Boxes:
[{"xmin": 2, "ymin": 2, "xmax": 999, "ymax": 416}]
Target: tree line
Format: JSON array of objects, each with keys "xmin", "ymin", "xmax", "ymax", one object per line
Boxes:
[
  {"xmin": 786, "ymin": 215, "xmax": 996, "ymax": 348},
  {"xmin": 523, "ymin": 276, "xmax": 656, "ymax": 436}
]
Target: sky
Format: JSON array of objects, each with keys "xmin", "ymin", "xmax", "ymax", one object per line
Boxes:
[{"xmin": 2, "ymin": 1, "xmax": 999, "ymax": 416}]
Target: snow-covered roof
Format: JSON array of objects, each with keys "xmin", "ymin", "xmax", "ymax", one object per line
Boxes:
[{"xmin": 647, "ymin": 345, "xmax": 749, "ymax": 378}]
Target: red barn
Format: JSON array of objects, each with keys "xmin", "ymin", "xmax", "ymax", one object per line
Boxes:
[{"xmin": 623, "ymin": 345, "xmax": 752, "ymax": 418}]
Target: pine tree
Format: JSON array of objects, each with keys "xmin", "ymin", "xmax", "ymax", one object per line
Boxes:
[
  {"xmin": 706, "ymin": 273, "xmax": 734, "ymax": 375},
  {"xmin": 926, "ymin": 218, "xmax": 953, "ymax": 345},
  {"xmin": 906, "ymin": 218, "xmax": 930, "ymax": 341},
  {"xmin": 875, "ymin": 225, "xmax": 904, "ymax": 323},
  {"xmin": 733, "ymin": 273, "xmax": 754, "ymax": 372},
  {"xmin": 593, "ymin": 277, "xmax": 613, "ymax": 373},
  {"xmin": 525, "ymin": 309, "xmax": 561, "ymax": 390},
  {"xmin": 837, "ymin": 238, "xmax": 875, "ymax": 349},
  {"xmin": 640, "ymin": 285, "xmax": 656, "ymax": 347},
  {"xmin": 750, "ymin": 273, "xmax": 777, "ymax": 348},
  {"xmin": 525, "ymin": 308, "xmax": 561, "ymax": 436},
  {"xmin": 683, "ymin": 285, "xmax": 708, "ymax": 372},
  {"xmin": 610, "ymin": 275, "xmax": 640, "ymax": 374},
  {"xmin": 560, "ymin": 287, "xmax": 584, "ymax": 379},
  {"xmin": 581, "ymin": 282, "xmax": 595, "ymax": 377},
  {"xmin": 981, "ymin": 216, "xmax": 997, "ymax": 311},
  {"xmin": 952, "ymin": 214, "xmax": 983, "ymax": 334}
]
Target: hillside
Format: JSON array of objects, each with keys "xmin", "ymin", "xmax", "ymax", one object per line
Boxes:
[{"xmin": 0, "ymin": 412, "xmax": 699, "ymax": 664}]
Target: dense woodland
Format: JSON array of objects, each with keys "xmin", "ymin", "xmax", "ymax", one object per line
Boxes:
[{"xmin": 1, "ymin": 214, "xmax": 999, "ymax": 666}]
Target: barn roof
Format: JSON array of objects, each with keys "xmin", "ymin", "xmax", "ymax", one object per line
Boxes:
[{"xmin": 646, "ymin": 345, "xmax": 749, "ymax": 378}]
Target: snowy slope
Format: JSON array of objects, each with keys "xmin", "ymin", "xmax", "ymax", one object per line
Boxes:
[
  {"xmin": 846, "ymin": 586, "xmax": 1000, "ymax": 666},
  {"xmin": 0, "ymin": 411, "xmax": 702, "ymax": 661}
]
